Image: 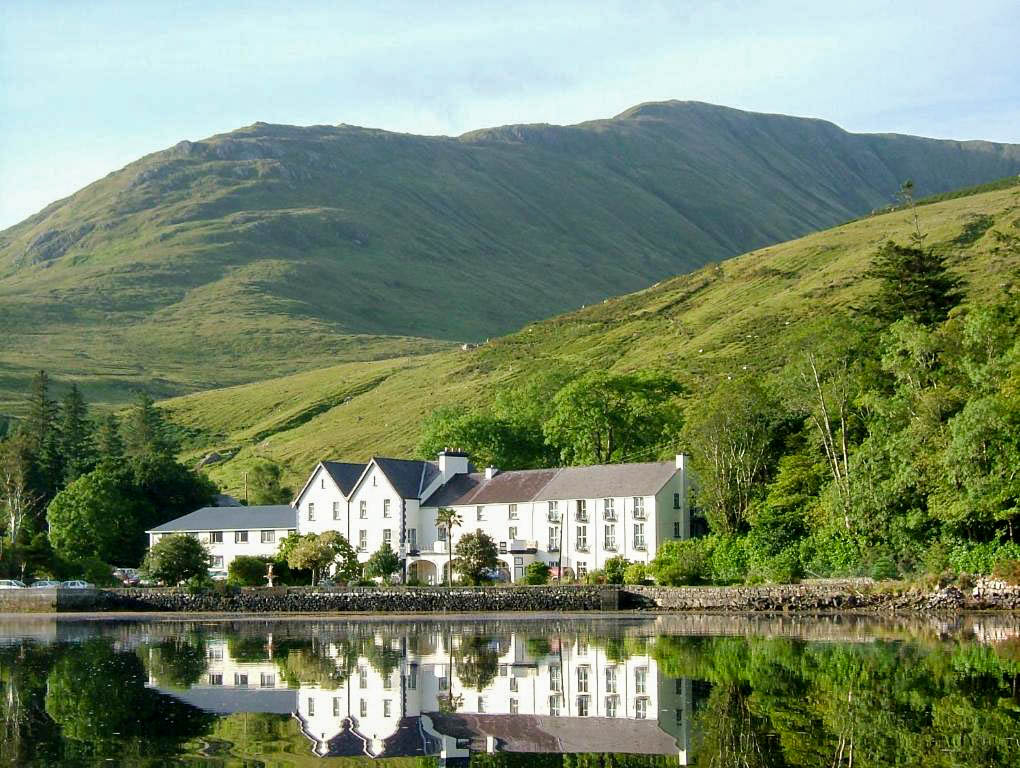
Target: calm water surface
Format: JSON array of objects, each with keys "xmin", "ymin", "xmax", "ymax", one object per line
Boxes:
[{"xmin": 1, "ymin": 614, "xmax": 1018, "ymax": 767}]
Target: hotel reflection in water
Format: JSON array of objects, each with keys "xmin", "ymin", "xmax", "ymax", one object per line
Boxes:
[{"xmin": 148, "ymin": 627, "xmax": 692, "ymax": 764}]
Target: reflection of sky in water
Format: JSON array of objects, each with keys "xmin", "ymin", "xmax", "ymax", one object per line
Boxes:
[{"xmin": 1, "ymin": 615, "xmax": 1019, "ymax": 767}]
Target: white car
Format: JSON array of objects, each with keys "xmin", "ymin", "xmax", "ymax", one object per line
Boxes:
[
  {"xmin": 209, "ymin": 571, "xmax": 229, "ymax": 582},
  {"xmin": 31, "ymin": 580, "xmax": 62, "ymax": 589},
  {"xmin": 0, "ymin": 579, "xmax": 27, "ymax": 589},
  {"xmin": 60, "ymin": 580, "xmax": 93, "ymax": 589}
]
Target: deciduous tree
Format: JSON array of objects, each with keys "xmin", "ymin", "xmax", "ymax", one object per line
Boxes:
[{"xmin": 453, "ymin": 529, "xmax": 499, "ymax": 585}]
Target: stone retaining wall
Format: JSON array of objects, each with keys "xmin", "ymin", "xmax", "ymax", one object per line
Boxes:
[
  {"xmin": 0, "ymin": 588, "xmax": 101, "ymax": 613},
  {"xmin": 92, "ymin": 585, "xmax": 619, "ymax": 613}
]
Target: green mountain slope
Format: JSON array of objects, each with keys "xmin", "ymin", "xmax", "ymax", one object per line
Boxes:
[
  {"xmin": 3, "ymin": 101, "xmax": 1019, "ymax": 410},
  {"xmin": 164, "ymin": 180, "xmax": 1020, "ymax": 495}
]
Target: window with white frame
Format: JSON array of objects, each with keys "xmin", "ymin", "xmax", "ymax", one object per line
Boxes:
[
  {"xmin": 208, "ymin": 674, "xmax": 223, "ymax": 686},
  {"xmin": 360, "ymin": 500, "xmax": 367, "ymax": 518},
  {"xmin": 383, "ymin": 699, "xmax": 392, "ymax": 717},
  {"xmin": 549, "ymin": 695, "xmax": 561, "ymax": 716},
  {"xmin": 576, "ymin": 499, "xmax": 588, "ymax": 521},
  {"xmin": 576, "ymin": 526, "xmax": 588, "ymax": 551},
  {"xmin": 408, "ymin": 528, "xmax": 417, "ymax": 550},
  {"xmin": 548, "ymin": 526, "xmax": 560, "ymax": 551},
  {"xmin": 211, "ymin": 556, "xmax": 224, "ymax": 569},
  {"xmin": 605, "ymin": 665, "xmax": 617, "ymax": 694},
  {"xmin": 509, "ymin": 526, "xmax": 518, "ymax": 540},
  {"xmin": 577, "ymin": 695, "xmax": 589, "ymax": 716},
  {"xmin": 548, "ymin": 500, "xmax": 560, "ymax": 521},
  {"xmin": 673, "ymin": 492, "xmax": 681, "ymax": 509},
  {"xmin": 437, "ymin": 525, "xmax": 447, "ymax": 544},
  {"xmin": 633, "ymin": 496, "xmax": 646, "ymax": 519},
  {"xmin": 477, "ymin": 696, "xmax": 486, "ymax": 713},
  {"xmin": 577, "ymin": 561, "xmax": 587, "ymax": 578},
  {"xmin": 606, "ymin": 696, "xmax": 618, "ymax": 717},
  {"xmin": 307, "ymin": 697, "xmax": 315, "ymax": 716},
  {"xmin": 208, "ymin": 531, "xmax": 223, "ymax": 544},
  {"xmin": 383, "ymin": 499, "xmax": 391, "ymax": 518},
  {"xmin": 674, "ymin": 521, "xmax": 682, "ymax": 538},
  {"xmin": 635, "ymin": 667, "xmax": 647, "ymax": 695},
  {"xmin": 577, "ymin": 665, "xmax": 589, "ymax": 693},
  {"xmin": 604, "ymin": 498, "xmax": 616, "ymax": 520},
  {"xmin": 235, "ymin": 530, "xmax": 248, "ymax": 544},
  {"xmin": 359, "ymin": 667, "xmax": 368, "ymax": 688},
  {"xmin": 383, "ymin": 671, "xmax": 392, "ymax": 689},
  {"xmin": 508, "ymin": 503, "xmax": 518, "ymax": 519},
  {"xmin": 261, "ymin": 673, "xmax": 275, "ymax": 688},
  {"xmin": 509, "ymin": 676, "xmax": 518, "ymax": 692},
  {"xmin": 510, "ymin": 698, "xmax": 518, "ymax": 714},
  {"xmin": 360, "ymin": 698, "xmax": 367, "ymax": 717},
  {"xmin": 307, "ymin": 503, "xmax": 315, "ymax": 521},
  {"xmin": 550, "ymin": 665, "xmax": 562, "ymax": 692},
  {"xmin": 636, "ymin": 698, "xmax": 648, "ymax": 719},
  {"xmin": 476, "ymin": 505, "xmax": 485, "ymax": 521},
  {"xmin": 358, "ymin": 530, "xmax": 367, "ymax": 551},
  {"xmin": 605, "ymin": 524, "xmax": 616, "ymax": 550},
  {"xmin": 235, "ymin": 673, "xmax": 248, "ymax": 687},
  {"xmin": 333, "ymin": 501, "xmax": 341, "ymax": 519},
  {"xmin": 261, "ymin": 530, "xmax": 275, "ymax": 544},
  {"xmin": 333, "ymin": 696, "xmax": 341, "ymax": 717},
  {"xmin": 383, "ymin": 529, "xmax": 392, "ymax": 548},
  {"xmin": 634, "ymin": 522, "xmax": 646, "ymax": 550}
]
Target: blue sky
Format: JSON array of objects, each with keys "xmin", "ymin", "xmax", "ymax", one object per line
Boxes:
[{"xmin": 2, "ymin": 0, "xmax": 1018, "ymax": 229}]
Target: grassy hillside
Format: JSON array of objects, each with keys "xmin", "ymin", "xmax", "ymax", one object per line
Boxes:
[
  {"xmin": 164, "ymin": 180, "xmax": 1020, "ymax": 496},
  {"xmin": 3, "ymin": 101, "xmax": 1020, "ymax": 411}
]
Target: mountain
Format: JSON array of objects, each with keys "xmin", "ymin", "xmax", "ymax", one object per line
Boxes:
[
  {"xmin": 2, "ymin": 101, "xmax": 1020, "ymax": 411},
  {"xmin": 163, "ymin": 179, "xmax": 1020, "ymax": 494}
]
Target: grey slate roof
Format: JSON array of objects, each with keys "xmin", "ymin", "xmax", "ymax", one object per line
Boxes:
[
  {"xmin": 321, "ymin": 461, "xmax": 366, "ymax": 496},
  {"xmin": 422, "ymin": 462, "xmax": 676, "ymax": 506},
  {"xmin": 148, "ymin": 505, "xmax": 296, "ymax": 533},
  {"xmin": 533, "ymin": 461, "xmax": 677, "ymax": 501},
  {"xmin": 373, "ymin": 457, "xmax": 439, "ymax": 499}
]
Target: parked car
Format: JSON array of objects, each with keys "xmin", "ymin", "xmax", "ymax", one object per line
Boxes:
[
  {"xmin": 209, "ymin": 571, "xmax": 228, "ymax": 582},
  {"xmin": 31, "ymin": 580, "xmax": 62, "ymax": 589},
  {"xmin": 0, "ymin": 579, "xmax": 27, "ymax": 589},
  {"xmin": 113, "ymin": 568, "xmax": 141, "ymax": 586},
  {"xmin": 61, "ymin": 580, "xmax": 93, "ymax": 589}
]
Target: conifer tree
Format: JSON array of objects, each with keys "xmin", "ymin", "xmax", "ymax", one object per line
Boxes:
[
  {"xmin": 21, "ymin": 370, "xmax": 62, "ymax": 499},
  {"xmin": 122, "ymin": 391, "xmax": 176, "ymax": 457},
  {"xmin": 95, "ymin": 413, "xmax": 125, "ymax": 461},
  {"xmin": 59, "ymin": 383, "xmax": 94, "ymax": 482}
]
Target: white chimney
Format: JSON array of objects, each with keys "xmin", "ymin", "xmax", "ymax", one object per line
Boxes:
[
  {"xmin": 485, "ymin": 466, "xmax": 499, "ymax": 480},
  {"xmin": 438, "ymin": 450, "xmax": 470, "ymax": 481}
]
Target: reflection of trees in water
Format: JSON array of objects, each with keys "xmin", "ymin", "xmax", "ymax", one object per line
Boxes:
[
  {"xmin": 650, "ymin": 634, "xmax": 1020, "ymax": 768},
  {"xmin": 137, "ymin": 633, "xmax": 208, "ymax": 689},
  {"xmin": 469, "ymin": 753, "xmax": 673, "ymax": 767},
  {"xmin": 454, "ymin": 635, "xmax": 501, "ymax": 691},
  {"xmin": 0, "ymin": 638, "xmax": 214, "ymax": 766}
]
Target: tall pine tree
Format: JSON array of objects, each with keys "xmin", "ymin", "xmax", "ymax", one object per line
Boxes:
[
  {"xmin": 95, "ymin": 413, "xmax": 125, "ymax": 462},
  {"xmin": 123, "ymin": 391, "xmax": 176, "ymax": 457},
  {"xmin": 59, "ymin": 383, "xmax": 95, "ymax": 482},
  {"xmin": 21, "ymin": 370, "xmax": 62, "ymax": 500}
]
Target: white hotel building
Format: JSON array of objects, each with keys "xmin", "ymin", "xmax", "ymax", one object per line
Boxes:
[{"xmin": 147, "ymin": 450, "xmax": 693, "ymax": 582}]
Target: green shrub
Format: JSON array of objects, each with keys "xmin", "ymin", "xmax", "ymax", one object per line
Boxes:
[
  {"xmin": 523, "ymin": 561, "xmax": 550, "ymax": 585},
  {"xmin": 652, "ymin": 539, "xmax": 711, "ymax": 586},
  {"xmin": 708, "ymin": 535, "xmax": 749, "ymax": 584},
  {"xmin": 751, "ymin": 547, "xmax": 803, "ymax": 584},
  {"xmin": 604, "ymin": 556, "xmax": 629, "ymax": 585},
  {"xmin": 584, "ymin": 569, "xmax": 607, "ymax": 585},
  {"xmin": 623, "ymin": 562, "xmax": 649, "ymax": 585},
  {"xmin": 868, "ymin": 553, "xmax": 899, "ymax": 581},
  {"xmin": 991, "ymin": 559, "xmax": 1020, "ymax": 585},
  {"xmin": 228, "ymin": 555, "xmax": 273, "ymax": 587},
  {"xmin": 801, "ymin": 529, "xmax": 862, "ymax": 577},
  {"xmin": 947, "ymin": 540, "xmax": 1020, "ymax": 575},
  {"xmin": 69, "ymin": 556, "xmax": 116, "ymax": 587}
]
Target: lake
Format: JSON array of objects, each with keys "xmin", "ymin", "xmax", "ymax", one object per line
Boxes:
[{"xmin": 1, "ymin": 613, "xmax": 1018, "ymax": 767}]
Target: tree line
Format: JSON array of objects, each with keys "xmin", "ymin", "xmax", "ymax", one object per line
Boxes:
[{"xmin": 0, "ymin": 378, "xmax": 215, "ymax": 582}]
